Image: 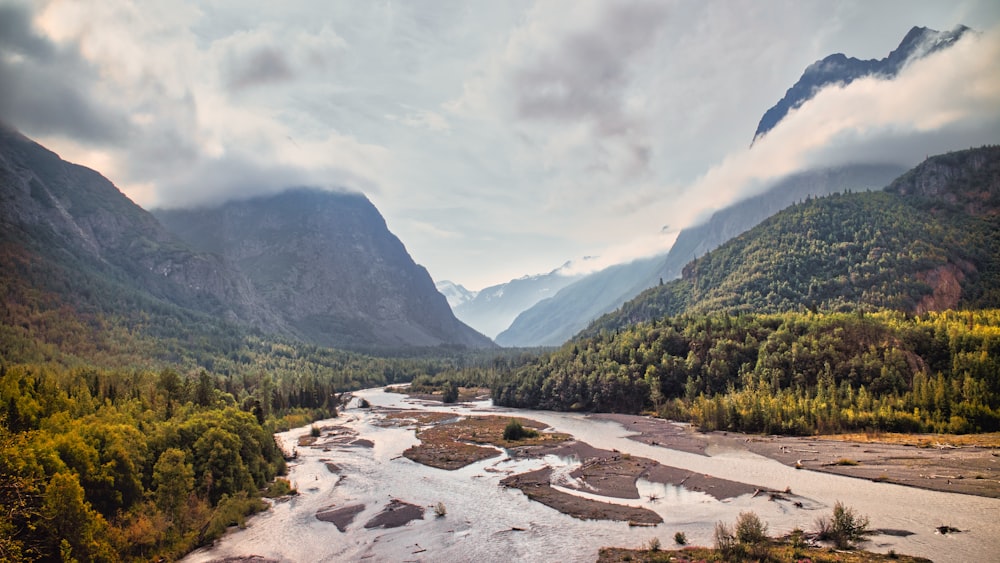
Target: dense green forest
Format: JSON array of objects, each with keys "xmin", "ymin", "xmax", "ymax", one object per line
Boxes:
[
  {"xmin": 494, "ymin": 310, "xmax": 1000, "ymax": 434},
  {"xmin": 0, "ymin": 361, "xmax": 287, "ymax": 561}
]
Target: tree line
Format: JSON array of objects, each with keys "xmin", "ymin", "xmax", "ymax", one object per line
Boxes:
[{"xmin": 493, "ymin": 310, "xmax": 1000, "ymax": 434}]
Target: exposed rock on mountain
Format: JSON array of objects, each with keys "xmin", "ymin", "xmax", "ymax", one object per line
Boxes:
[
  {"xmin": 154, "ymin": 189, "xmax": 494, "ymax": 350},
  {"xmin": 753, "ymin": 25, "xmax": 970, "ymax": 143}
]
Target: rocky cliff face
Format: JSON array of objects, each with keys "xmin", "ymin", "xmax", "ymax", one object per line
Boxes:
[
  {"xmin": 885, "ymin": 145, "xmax": 1000, "ymax": 216},
  {"xmin": 753, "ymin": 25, "xmax": 970, "ymax": 143},
  {"xmin": 0, "ymin": 124, "xmax": 277, "ymax": 328},
  {"xmin": 154, "ymin": 189, "xmax": 494, "ymax": 349}
]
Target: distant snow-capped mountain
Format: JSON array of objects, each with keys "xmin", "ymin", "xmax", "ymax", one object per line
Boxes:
[
  {"xmin": 447, "ymin": 261, "xmax": 592, "ymax": 339},
  {"xmin": 435, "ymin": 280, "xmax": 478, "ymax": 309}
]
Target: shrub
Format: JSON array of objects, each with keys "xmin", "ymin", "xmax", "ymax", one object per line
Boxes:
[
  {"xmin": 644, "ymin": 537, "xmax": 661, "ymax": 552},
  {"xmin": 673, "ymin": 531, "xmax": 687, "ymax": 545},
  {"xmin": 310, "ymin": 425, "xmax": 321, "ymax": 438},
  {"xmin": 816, "ymin": 501, "xmax": 871, "ymax": 549},
  {"xmin": 503, "ymin": 419, "xmax": 538, "ymax": 441},
  {"xmin": 263, "ymin": 478, "xmax": 296, "ymax": 498},
  {"xmin": 714, "ymin": 521, "xmax": 737, "ymax": 557},
  {"xmin": 735, "ymin": 511, "xmax": 768, "ymax": 545},
  {"xmin": 735, "ymin": 511, "xmax": 770, "ymax": 560},
  {"xmin": 434, "ymin": 502, "xmax": 447, "ymax": 517},
  {"xmin": 441, "ymin": 382, "xmax": 459, "ymax": 404}
]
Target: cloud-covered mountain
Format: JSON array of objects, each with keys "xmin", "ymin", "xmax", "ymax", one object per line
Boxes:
[
  {"xmin": 0, "ymin": 123, "xmax": 491, "ymax": 351},
  {"xmin": 0, "ymin": 122, "xmax": 279, "ymax": 329},
  {"xmin": 494, "ymin": 23, "xmax": 978, "ymax": 348},
  {"xmin": 496, "ymin": 164, "xmax": 902, "ymax": 347},
  {"xmin": 752, "ymin": 25, "xmax": 970, "ymax": 144},
  {"xmin": 154, "ymin": 189, "xmax": 494, "ymax": 350}
]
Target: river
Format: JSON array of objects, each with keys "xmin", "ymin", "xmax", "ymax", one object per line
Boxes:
[{"xmin": 183, "ymin": 387, "xmax": 1000, "ymax": 562}]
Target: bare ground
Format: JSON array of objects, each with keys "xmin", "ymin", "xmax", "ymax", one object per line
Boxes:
[{"xmin": 593, "ymin": 413, "xmax": 1000, "ymax": 498}]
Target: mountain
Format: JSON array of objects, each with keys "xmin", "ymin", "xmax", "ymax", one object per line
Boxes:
[
  {"xmin": 451, "ymin": 264, "xmax": 585, "ymax": 339},
  {"xmin": 435, "ymin": 280, "xmax": 477, "ymax": 309},
  {"xmin": 753, "ymin": 25, "xmax": 970, "ymax": 143},
  {"xmin": 495, "ymin": 164, "xmax": 902, "ymax": 348},
  {"xmin": 653, "ymin": 164, "xmax": 907, "ymax": 283},
  {"xmin": 586, "ymin": 146, "xmax": 1000, "ymax": 335},
  {"xmin": 492, "ymin": 147, "xmax": 1000, "ymax": 433},
  {"xmin": 0, "ymin": 124, "xmax": 492, "ymax": 355},
  {"xmin": 154, "ymin": 189, "xmax": 494, "ymax": 350},
  {"xmin": 495, "ymin": 255, "xmax": 662, "ymax": 347},
  {"xmin": 0, "ymin": 123, "xmax": 279, "ymax": 330}
]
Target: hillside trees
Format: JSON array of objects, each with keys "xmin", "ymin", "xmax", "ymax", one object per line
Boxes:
[
  {"xmin": 0, "ymin": 362, "xmax": 289, "ymax": 561},
  {"xmin": 493, "ymin": 310, "xmax": 1000, "ymax": 434}
]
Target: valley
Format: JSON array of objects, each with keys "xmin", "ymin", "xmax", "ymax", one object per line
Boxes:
[
  {"xmin": 183, "ymin": 388, "xmax": 1000, "ymax": 563},
  {"xmin": 1, "ymin": 9, "xmax": 999, "ymax": 563}
]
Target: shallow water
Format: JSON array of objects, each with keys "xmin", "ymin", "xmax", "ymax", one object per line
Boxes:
[{"xmin": 183, "ymin": 388, "xmax": 1000, "ymax": 563}]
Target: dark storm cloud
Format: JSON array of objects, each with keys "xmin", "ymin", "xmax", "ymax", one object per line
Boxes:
[
  {"xmin": 224, "ymin": 46, "xmax": 295, "ymax": 90},
  {"xmin": 0, "ymin": 3, "xmax": 128, "ymax": 143},
  {"xmin": 0, "ymin": 3, "xmax": 54, "ymax": 58}
]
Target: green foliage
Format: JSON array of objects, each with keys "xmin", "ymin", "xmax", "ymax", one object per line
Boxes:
[
  {"xmin": 589, "ymin": 148, "xmax": 1000, "ymax": 335},
  {"xmin": 816, "ymin": 501, "xmax": 872, "ymax": 549},
  {"xmin": 0, "ymin": 362, "xmax": 289, "ymax": 561},
  {"xmin": 502, "ymin": 419, "xmax": 538, "ymax": 441},
  {"xmin": 493, "ymin": 310, "xmax": 1000, "ymax": 434}
]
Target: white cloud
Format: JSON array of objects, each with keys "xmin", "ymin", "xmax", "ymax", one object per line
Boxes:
[
  {"xmin": 1, "ymin": 0, "xmax": 998, "ymax": 290},
  {"xmin": 667, "ymin": 25, "xmax": 1000, "ymax": 231}
]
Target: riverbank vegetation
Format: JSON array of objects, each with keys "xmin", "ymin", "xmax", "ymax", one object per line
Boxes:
[{"xmin": 493, "ymin": 310, "xmax": 1000, "ymax": 435}]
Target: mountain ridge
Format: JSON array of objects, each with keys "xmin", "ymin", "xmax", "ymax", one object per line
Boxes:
[
  {"xmin": 753, "ymin": 25, "xmax": 970, "ymax": 143},
  {"xmin": 154, "ymin": 188, "xmax": 494, "ymax": 350}
]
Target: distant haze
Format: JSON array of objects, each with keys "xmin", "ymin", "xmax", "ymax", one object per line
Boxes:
[{"xmin": 1, "ymin": 0, "xmax": 998, "ymax": 290}]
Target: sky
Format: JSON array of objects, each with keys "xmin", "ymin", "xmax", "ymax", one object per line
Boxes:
[{"xmin": 1, "ymin": 1, "xmax": 999, "ymax": 291}]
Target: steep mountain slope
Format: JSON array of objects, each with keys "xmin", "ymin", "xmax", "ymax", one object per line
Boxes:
[
  {"xmin": 154, "ymin": 189, "xmax": 494, "ymax": 350},
  {"xmin": 753, "ymin": 25, "xmax": 969, "ymax": 143},
  {"xmin": 0, "ymin": 123, "xmax": 279, "ymax": 331},
  {"xmin": 452, "ymin": 265, "xmax": 584, "ymax": 339},
  {"xmin": 497, "ymin": 164, "xmax": 901, "ymax": 347},
  {"xmin": 655, "ymin": 164, "xmax": 906, "ymax": 284},
  {"xmin": 586, "ymin": 146, "xmax": 1000, "ymax": 335},
  {"xmin": 495, "ymin": 255, "xmax": 662, "ymax": 347}
]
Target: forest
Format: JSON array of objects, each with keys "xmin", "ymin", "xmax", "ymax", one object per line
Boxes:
[{"xmin": 493, "ymin": 310, "xmax": 1000, "ymax": 434}]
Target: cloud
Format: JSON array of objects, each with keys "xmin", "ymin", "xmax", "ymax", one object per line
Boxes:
[
  {"xmin": 224, "ymin": 46, "xmax": 294, "ymax": 90},
  {"xmin": 0, "ymin": 2, "xmax": 129, "ymax": 142},
  {"xmin": 666, "ymin": 24, "xmax": 1000, "ymax": 232},
  {"xmin": 1, "ymin": 0, "xmax": 998, "ymax": 290}
]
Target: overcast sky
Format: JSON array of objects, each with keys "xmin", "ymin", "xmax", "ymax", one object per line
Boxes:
[{"xmin": 2, "ymin": 1, "xmax": 999, "ymax": 290}]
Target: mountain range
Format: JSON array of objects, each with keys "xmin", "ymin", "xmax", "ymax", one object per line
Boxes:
[
  {"xmin": 586, "ymin": 145, "xmax": 1000, "ymax": 335},
  {"xmin": 480, "ymin": 25, "xmax": 966, "ymax": 348},
  {"xmin": 0, "ymin": 124, "xmax": 491, "ymax": 356}
]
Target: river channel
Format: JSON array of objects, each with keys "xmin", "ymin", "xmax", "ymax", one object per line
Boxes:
[{"xmin": 183, "ymin": 387, "xmax": 1000, "ymax": 562}]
